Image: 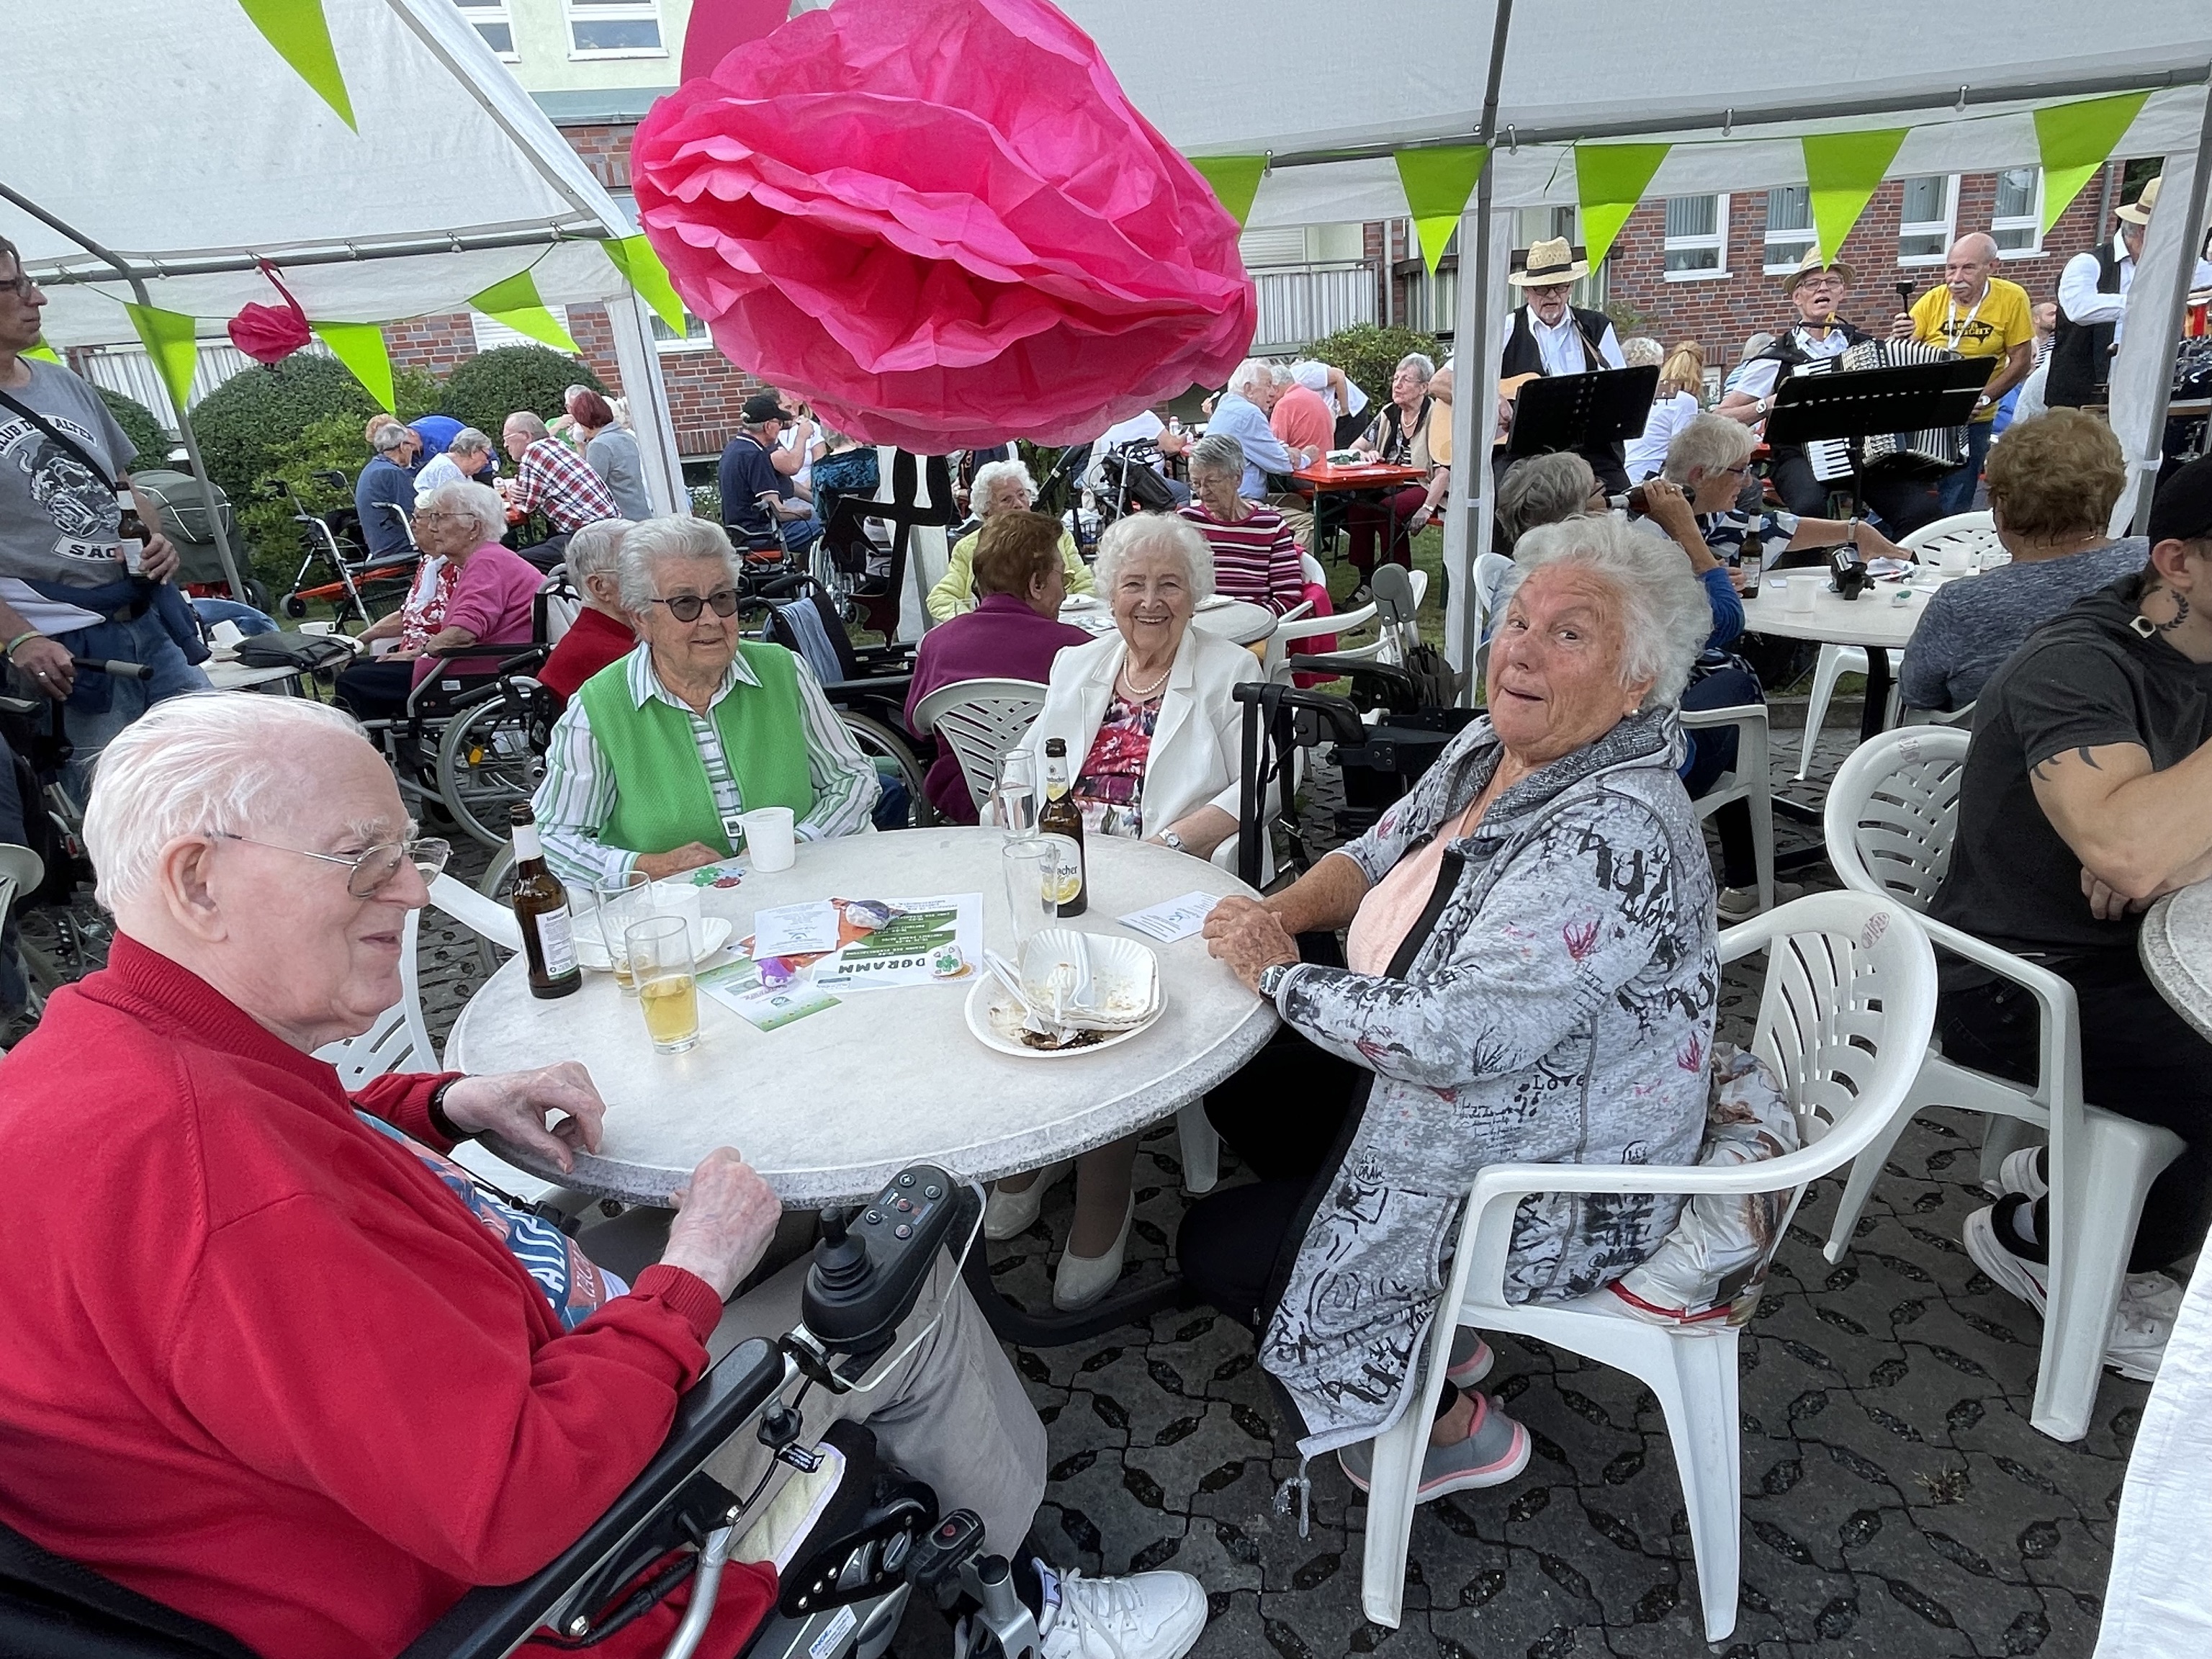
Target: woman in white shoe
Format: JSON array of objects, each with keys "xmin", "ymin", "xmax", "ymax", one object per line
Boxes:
[{"xmin": 986, "ymin": 513, "xmax": 1264, "ymax": 1309}]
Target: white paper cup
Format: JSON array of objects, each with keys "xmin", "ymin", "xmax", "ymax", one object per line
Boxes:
[
  {"xmin": 298, "ymin": 619, "xmax": 336, "ymax": 636},
  {"xmin": 1786, "ymin": 575, "xmax": 1820, "ymax": 613},
  {"xmin": 738, "ymin": 806, "xmax": 796, "ymax": 873},
  {"xmin": 1933, "ymin": 547, "xmax": 1971, "ymax": 575},
  {"xmin": 650, "ymin": 878, "xmax": 707, "ymax": 963}
]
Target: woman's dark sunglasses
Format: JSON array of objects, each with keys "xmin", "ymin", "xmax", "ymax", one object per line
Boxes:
[{"xmin": 650, "ymin": 588, "xmax": 742, "ymax": 622}]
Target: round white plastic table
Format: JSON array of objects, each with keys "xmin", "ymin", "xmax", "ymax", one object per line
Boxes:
[
  {"xmin": 1058, "ymin": 593, "xmax": 1277, "ymax": 647},
  {"xmin": 444, "ymin": 827, "xmax": 1278, "ymax": 1210},
  {"xmin": 2141, "ymin": 879, "xmax": 2212, "ymax": 1044},
  {"xmin": 1740, "ymin": 570, "xmax": 1960, "ymax": 744}
]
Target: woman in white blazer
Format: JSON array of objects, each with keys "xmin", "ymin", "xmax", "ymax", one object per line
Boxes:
[{"xmin": 989, "ymin": 513, "xmax": 1265, "ymax": 1309}]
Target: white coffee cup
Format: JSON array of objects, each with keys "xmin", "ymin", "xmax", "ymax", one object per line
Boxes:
[
  {"xmin": 650, "ymin": 879, "xmax": 706, "ymax": 961},
  {"xmin": 1786, "ymin": 575, "xmax": 1820, "ymax": 613},
  {"xmin": 739, "ymin": 806, "xmax": 797, "ymax": 873},
  {"xmin": 1933, "ymin": 547, "xmax": 1971, "ymax": 576}
]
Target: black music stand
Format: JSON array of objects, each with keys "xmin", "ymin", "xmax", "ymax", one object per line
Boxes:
[
  {"xmin": 1764, "ymin": 357, "xmax": 1993, "ymax": 518},
  {"xmin": 1503, "ymin": 364, "xmax": 1660, "ymax": 463}
]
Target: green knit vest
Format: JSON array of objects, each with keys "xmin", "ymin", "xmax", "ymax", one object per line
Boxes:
[{"xmin": 575, "ymin": 643, "xmax": 815, "ymax": 857}]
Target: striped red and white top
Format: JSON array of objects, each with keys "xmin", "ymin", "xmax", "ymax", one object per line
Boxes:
[{"xmin": 1177, "ymin": 502, "xmax": 1305, "ymax": 615}]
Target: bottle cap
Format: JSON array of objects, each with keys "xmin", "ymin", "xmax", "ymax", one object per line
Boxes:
[
  {"xmin": 508, "ymin": 801, "xmax": 535, "ymax": 825},
  {"xmin": 1044, "ymin": 737, "xmax": 1067, "ymax": 755}
]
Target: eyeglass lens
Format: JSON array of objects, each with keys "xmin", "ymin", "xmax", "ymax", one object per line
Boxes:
[
  {"xmin": 662, "ymin": 589, "xmax": 741, "ymax": 621},
  {"xmin": 347, "ymin": 838, "xmax": 451, "ymax": 898}
]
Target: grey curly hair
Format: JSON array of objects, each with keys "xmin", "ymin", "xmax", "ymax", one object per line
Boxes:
[
  {"xmin": 969, "ymin": 459, "xmax": 1038, "ymax": 516},
  {"xmin": 1505, "ymin": 514, "xmax": 1713, "ymax": 710},
  {"xmin": 1093, "ymin": 512, "xmax": 1215, "ymax": 601},
  {"xmin": 616, "ymin": 515, "xmax": 744, "ymax": 613}
]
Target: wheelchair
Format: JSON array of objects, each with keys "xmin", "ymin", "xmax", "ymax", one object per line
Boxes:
[
  {"xmin": 0, "ymin": 1166, "xmax": 1047, "ymax": 1659},
  {"xmin": 752, "ymin": 579, "xmax": 930, "ymax": 830}
]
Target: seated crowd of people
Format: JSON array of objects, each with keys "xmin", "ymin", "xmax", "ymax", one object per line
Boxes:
[{"xmin": 6, "ymin": 199, "xmax": 2212, "ymax": 1658}]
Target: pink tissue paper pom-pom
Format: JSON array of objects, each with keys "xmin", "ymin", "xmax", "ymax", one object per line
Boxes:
[{"xmin": 632, "ymin": 0, "xmax": 1256, "ymax": 451}]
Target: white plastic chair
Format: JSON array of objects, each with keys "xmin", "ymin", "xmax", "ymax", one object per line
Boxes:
[
  {"xmin": 1820, "ymin": 726, "xmax": 2184, "ymax": 1440},
  {"xmin": 1793, "ymin": 513, "xmax": 2000, "ymax": 781},
  {"xmin": 0, "ymin": 842, "xmax": 48, "ymax": 1031},
  {"xmin": 907, "ymin": 678, "xmax": 1048, "ymax": 813},
  {"xmin": 1359, "ymin": 891, "xmax": 1938, "ymax": 1642},
  {"xmin": 1680, "ymin": 702, "xmax": 1773, "ymax": 913},
  {"xmin": 1264, "ymin": 600, "xmax": 1377, "ymax": 680}
]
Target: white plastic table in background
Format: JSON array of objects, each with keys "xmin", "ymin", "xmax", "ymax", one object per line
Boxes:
[
  {"xmin": 445, "ymin": 827, "xmax": 1277, "ymax": 1211},
  {"xmin": 2141, "ymin": 880, "xmax": 2212, "ymax": 1043},
  {"xmin": 1058, "ymin": 593, "xmax": 1277, "ymax": 648},
  {"xmin": 1740, "ymin": 570, "xmax": 1964, "ymax": 745}
]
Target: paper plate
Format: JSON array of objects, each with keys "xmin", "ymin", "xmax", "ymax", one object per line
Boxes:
[
  {"xmin": 964, "ymin": 976, "xmax": 1163, "ymax": 1059},
  {"xmin": 1018, "ymin": 928, "xmax": 1159, "ymax": 1030},
  {"xmin": 575, "ymin": 916, "xmax": 733, "ymax": 972}
]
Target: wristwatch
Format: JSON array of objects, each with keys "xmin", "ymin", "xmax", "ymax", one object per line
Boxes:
[
  {"xmin": 1159, "ymin": 830, "xmax": 1187, "ymax": 853},
  {"xmin": 1257, "ymin": 961, "xmax": 1297, "ymax": 1002}
]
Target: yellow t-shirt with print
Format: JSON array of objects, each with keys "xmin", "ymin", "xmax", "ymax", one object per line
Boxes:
[{"xmin": 1908, "ymin": 277, "xmax": 2034, "ymax": 423}]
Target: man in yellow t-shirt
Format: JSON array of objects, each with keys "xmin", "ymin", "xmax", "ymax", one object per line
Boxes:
[{"xmin": 1890, "ymin": 230, "xmax": 2037, "ymax": 514}]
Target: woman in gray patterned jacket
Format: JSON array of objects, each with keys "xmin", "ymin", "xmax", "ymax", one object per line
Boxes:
[{"xmin": 1182, "ymin": 513, "xmax": 1721, "ymax": 1506}]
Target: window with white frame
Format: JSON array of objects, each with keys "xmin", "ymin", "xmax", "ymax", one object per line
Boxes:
[
  {"xmin": 1663, "ymin": 194, "xmax": 1729, "ymax": 279},
  {"xmin": 565, "ymin": 0, "xmax": 664, "ymax": 57},
  {"xmin": 1992, "ymin": 167, "xmax": 2044, "ymax": 255},
  {"xmin": 472, "ymin": 307, "xmax": 571, "ymax": 353},
  {"xmin": 649, "ymin": 309, "xmax": 713, "ymax": 352},
  {"xmin": 1898, "ymin": 176, "xmax": 1957, "ymax": 263},
  {"xmin": 1763, "ymin": 186, "xmax": 1816, "ymax": 273},
  {"xmin": 453, "ymin": 0, "xmax": 516, "ymax": 59}
]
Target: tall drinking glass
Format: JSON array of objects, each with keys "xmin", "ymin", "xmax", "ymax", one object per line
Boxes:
[
  {"xmin": 1001, "ymin": 837, "xmax": 1062, "ymax": 955},
  {"xmin": 627, "ymin": 916, "xmax": 700, "ymax": 1053},
  {"xmin": 992, "ymin": 747, "xmax": 1038, "ymax": 837},
  {"xmin": 598, "ymin": 871, "xmax": 651, "ymax": 994}
]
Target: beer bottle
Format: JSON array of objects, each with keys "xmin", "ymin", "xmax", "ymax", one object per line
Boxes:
[
  {"xmin": 1035, "ymin": 737, "xmax": 1087, "ymax": 917},
  {"xmin": 114, "ymin": 485, "xmax": 148, "ymax": 577},
  {"xmin": 507, "ymin": 802, "xmax": 583, "ymax": 999}
]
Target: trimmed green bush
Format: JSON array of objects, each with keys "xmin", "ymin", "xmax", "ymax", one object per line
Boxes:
[
  {"xmin": 1308, "ymin": 324, "xmax": 1447, "ymax": 412},
  {"xmin": 189, "ymin": 355, "xmax": 438, "ymax": 507},
  {"xmin": 99, "ymin": 388, "xmax": 171, "ymax": 470},
  {"xmin": 233, "ymin": 413, "xmax": 377, "ymax": 586},
  {"xmin": 438, "ymin": 345, "xmax": 606, "ymax": 440}
]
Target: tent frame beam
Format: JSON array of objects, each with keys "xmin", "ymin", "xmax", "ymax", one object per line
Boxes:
[
  {"xmin": 23, "ymin": 225, "xmax": 608, "ymax": 288},
  {"xmin": 0, "ymin": 179, "xmax": 248, "ymax": 603},
  {"xmin": 1251, "ymin": 65, "xmax": 2211, "ymax": 171},
  {"xmin": 2127, "ymin": 81, "xmax": 2212, "ymax": 533}
]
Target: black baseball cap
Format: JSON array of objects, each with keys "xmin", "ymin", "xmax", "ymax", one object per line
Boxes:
[
  {"xmin": 2148, "ymin": 452, "xmax": 2212, "ymax": 545},
  {"xmin": 742, "ymin": 391, "xmax": 796, "ymax": 424}
]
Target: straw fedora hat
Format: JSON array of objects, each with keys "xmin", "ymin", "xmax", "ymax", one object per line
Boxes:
[
  {"xmin": 2117, "ymin": 176, "xmax": 2161, "ymax": 225},
  {"xmin": 1781, "ymin": 248, "xmax": 1855, "ymax": 294},
  {"xmin": 1508, "ymin": 237, "xmax": 1591, "ymax": 287}
]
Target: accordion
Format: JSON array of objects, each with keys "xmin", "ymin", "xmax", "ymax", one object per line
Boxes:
[{"xmin": 1797, "ymin": 338, "xmax": 1969, "ymax": 482}]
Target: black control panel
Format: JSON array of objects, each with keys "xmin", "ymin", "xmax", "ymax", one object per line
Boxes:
[{"xmin": 801, "ymin": 1163, "xmax": 968, "ymax": 1353}]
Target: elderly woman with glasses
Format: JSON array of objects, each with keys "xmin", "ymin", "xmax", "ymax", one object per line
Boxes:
[
  {"xmin": 533, "ymin": 515, "xmax": 878, "ymax": 884},
  {"xmin": 1177, "ymin": 433, "xmax": 1306, "ymax": 614},
  {"xmin": 1179, "ymin": 514, "xmax": 1720, "ymax": 1502},
  {"xmin": 1344, "ymin": 351, "xmax": 1440, "ymax": 588},
  {"xmin": 1659, "ymin": 413, "xmax": 1906, "ymax": 581},
  {"xmin": 333, "ymin": 480, "xmax": 543, "ymax": 721},
  {"xmin": 925, "ymin": 459, "xmax": 1093, "ymax": 623}
]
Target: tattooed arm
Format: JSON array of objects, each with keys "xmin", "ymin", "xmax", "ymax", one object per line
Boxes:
[{"xmin": 2028, "ymin": 739, "xmax": 2212, "ymax": 903}]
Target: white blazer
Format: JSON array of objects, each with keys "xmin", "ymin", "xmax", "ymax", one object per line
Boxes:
[{"xmin": 1028, "ymin": 623, "xmax": 1272, "ymax": 883}]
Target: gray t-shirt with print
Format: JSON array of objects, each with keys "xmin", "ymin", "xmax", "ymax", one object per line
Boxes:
[{"xmin": 0, "ymin": 359, "xmax": 135, "ymax": 590}]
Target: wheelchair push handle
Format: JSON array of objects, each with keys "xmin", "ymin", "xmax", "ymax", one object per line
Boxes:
[{"xmin": 70, "ymin": 656, "xmax": 150, "ymax": 682}]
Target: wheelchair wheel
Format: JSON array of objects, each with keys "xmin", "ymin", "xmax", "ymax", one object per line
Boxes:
[
  {"xmin": 837, "ymin": 709, "xmax": 932, "ymax": 829},
  {"xmin": 434, "ymin": 681, "xmax": 557, "ymax": 849}
]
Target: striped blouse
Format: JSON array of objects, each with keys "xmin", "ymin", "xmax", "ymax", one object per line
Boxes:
[{"xmin": 1177, "ymin": 502, "xmax": 1305, "ymax": 615}]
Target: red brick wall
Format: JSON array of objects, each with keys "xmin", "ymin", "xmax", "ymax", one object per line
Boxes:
[{"xmin": 1602, "ymin": 164, "xmax": 2120, "ymax": 370}]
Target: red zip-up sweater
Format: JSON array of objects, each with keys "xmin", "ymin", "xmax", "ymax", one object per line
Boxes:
[{"xmin": 0, "ymin": 937, "xmax": 758, "ymax": 1658}]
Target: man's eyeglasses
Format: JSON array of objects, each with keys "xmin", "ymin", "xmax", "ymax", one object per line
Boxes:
[
  {"xmin": 650, "ymin": 589, "xmax": 742, "ymax": 622},
  {"xmin": 3, "ymin": 270, "xmax": 40, "ymax": 300},
  {"xmin": 214, "ymin": 832, "xmax": 451, "ymax": 898}
]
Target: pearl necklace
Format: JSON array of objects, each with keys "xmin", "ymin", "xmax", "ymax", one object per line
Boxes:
[{"xmin": 1119, "ymin": 661, "xmax": 1171, "ymax": 701}]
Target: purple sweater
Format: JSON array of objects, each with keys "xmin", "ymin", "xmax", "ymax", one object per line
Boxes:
[{"xmin": 906, "ymin": 593, "xmax": 1092, "ymax": 822}]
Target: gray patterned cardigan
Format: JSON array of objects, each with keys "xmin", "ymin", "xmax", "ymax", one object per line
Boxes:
[{"xmin": 1258, "ymin": 708, "xmax": 1718, "ymax": 1458}]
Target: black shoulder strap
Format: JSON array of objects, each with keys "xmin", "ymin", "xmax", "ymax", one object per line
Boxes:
[{"xmin": 0, "ymin": 385, "xmax": 122, "ymax": 487}]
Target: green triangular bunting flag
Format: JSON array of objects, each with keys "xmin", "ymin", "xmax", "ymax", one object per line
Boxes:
[
  {"xmin": 468, "ymin": 271, "xmax": 580, "ymax": 354},
  {"xmin": 235, "ymin": 0, "xmax": 355, "ymax": 130},
  {"xmin": 603, "ymin": 235, "xmax": 687, "ymax": 335},
  {"xmin": 314, "ymin": 322, "xmax": 395, "ymax": 413},
  {"xmin": 2036, "ymin": 92, "xmax": 2151, "ymax": 234},
  {"xmin": 122, "ymin": 304, "xmax": 199, "ymax": 413},
  {"xmin": 1395, "ymin": 145, "xmax": 1487, "ymax": 274},
  {"xmin": 25, "ymin": 339, "xmax": 60, "ymax": 364},
  {"xmin": 1189, "ymin": 156, "xmax": 1268, "ymax": 229},
  {"xmin": 1575, "ymin": 143, "xmax": 1672, "ymax": 271},
  {"xmin": 1802, "ymin": 129, "xmax": 1910, "ymax": 265}
]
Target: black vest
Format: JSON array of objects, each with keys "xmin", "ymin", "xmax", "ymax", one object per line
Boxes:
[
  {"xmin": 1501, "ymin": 305, "xmax": 1627, "ymax": 486},
  {"xmin": 2048, "ymin": 242, "xmax": 2122, "ymax": 408},
  {"xmin": 1753, "ymin": 320, "xmax": 1871, "ymax": 462}
]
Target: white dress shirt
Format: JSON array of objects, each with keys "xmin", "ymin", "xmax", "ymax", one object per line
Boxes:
[
  {"xmin": 1499, "ymin": 309, "xmax": 1626, "ymax": 376},
  {"xmin": 1727, "ymin": 325, "xmax": 1853, "ymax": 405},
  {"xmin": 2059, "ymin": 233, "xmax": 2212, "ymax": 346}
]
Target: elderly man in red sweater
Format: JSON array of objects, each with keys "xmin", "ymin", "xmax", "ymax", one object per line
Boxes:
[{"xmin": 0, "ymin": 694, "xmax": 1208, "ymax": 1659}]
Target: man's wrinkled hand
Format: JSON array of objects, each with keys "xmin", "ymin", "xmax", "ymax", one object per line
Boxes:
[
  {"xmin": 661, "ymin": 1149, "xmax": 782, "ymax": 1300},
  {"xmin": 439, "ymin": 1062, "xmax": 607, "ymax": 1172}
]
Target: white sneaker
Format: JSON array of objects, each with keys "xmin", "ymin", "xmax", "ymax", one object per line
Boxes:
[
  {"xmin": 1963, "ymin": 1203, "xmax": 2049, "ymax": 1314},
  {"xmin": 1039, "ymin": 1566, "xmax": 1207, "ymax": 1659},
  {"xmin": 984, "ymin": 1161, "xmax": 1071, "ymax": 1241},
  {"xmin": 2107, "ymin": 1273, "xmax": 2180, "ymax": 1382},
  {"xmin": 1717, "ymin": 881, "xmax": 1804, "ymax": 925},
  {"xmin": 1990, "ymin": 1145, "xmax": 2050, "ymax": 1202}
]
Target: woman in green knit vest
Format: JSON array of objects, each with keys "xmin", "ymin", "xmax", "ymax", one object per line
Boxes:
[{"xmin": 533, "ymin": 516, "xmax": 878, "ymax": 887}]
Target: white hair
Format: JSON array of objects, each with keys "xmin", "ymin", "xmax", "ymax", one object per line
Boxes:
[
  {"xmin": 446, "ymin": 426, "xmax": 495, "ymax": 457},
  {"xmin": 970, "ymin": 459, "xmax": 1038, "ymax": 516},
  {"xmin": 1226, "ymin": 359, "xmax": 1274, "ymax": 400},
  {"xmin": 1093, "ymin": 512, "xmax": 1215, "ymax": 600},
  {"xmin": 1622, "ymin": 336, "xmax": 1665, "ymax": 369},
  {"xmin": 1497, "ymin": 453, "xmax": 1597, "ymax": 544},
  {"xmin": 617, "ymin": 514, "xmax": 743, "ymax": 612},
  {"xmin": 564, "ymin": 518, "xmax": 629, "ymax": 590},
  {"xmin": 416, "ymin": 478, "xmax": 507, "ymax": 543},
  {"xmin": 1506, "ymin": 516, "xmax": 1713, "ymax": 710},
  {"xmin": 1660, "ymin": 413, "xmax": 1756, "ymax": 485},
  {"xmin": 1394, "ymin": 353, "xmax": 1436, "ymax": 383},
  {"xmin": 1188, "ymin": 432, "xmax": 1246, "ymax": 480},
  {"xmin": 84, "ymin": 693, "xmax": 366, "ymax": 914},
  {"xmin": 369, "ymin": 423, "xmax": 413, "ymax": 457}
]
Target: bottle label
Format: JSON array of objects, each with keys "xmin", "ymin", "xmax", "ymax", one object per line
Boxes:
[
  {"xmin": 117, "ymin": 537, "xmax": 145, "ymax": 575},
  {"xmin": 534, "ymin": 904, "xmax": 578, "ymax": 977},
  {"xmin": 511, "ymin": 822, "xmax": 544, "ymax": 861}
]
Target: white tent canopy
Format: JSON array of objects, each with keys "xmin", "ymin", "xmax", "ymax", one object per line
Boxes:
[
  {"xmin": 1062, "ymin": 0, "xmax": 2212, "ymax": 678},
  {"xmin": 0, "ymin": 0, "xmax": 684, "ymax": 523}
]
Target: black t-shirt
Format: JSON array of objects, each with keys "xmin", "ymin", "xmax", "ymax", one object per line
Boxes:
[{"xmin": 1929, "ymin": 579, "xmax": 2212, "ymax": 966}]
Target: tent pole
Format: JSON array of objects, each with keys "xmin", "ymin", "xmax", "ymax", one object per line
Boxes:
[
  {"xmin": 1445, "ymin": 0, "xmax": 1514, "ymax": 699},
  {"xmin": 0, "ymin": 179, "xmax": 247, "ymax": 603},
  {"xmin": 605, "ymin": 295, "xmax": 688, "ymax": 516},
  {"xmin": 2124, "ymin": 83, "xmax": 2212, "ymax": 534}
]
